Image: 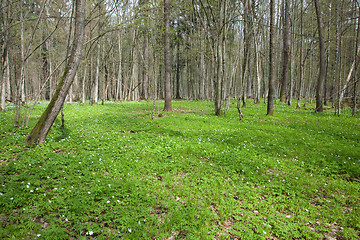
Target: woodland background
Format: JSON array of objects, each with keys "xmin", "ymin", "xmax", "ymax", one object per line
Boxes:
[{"xmin": 0, "ymin": 0, "xmax": 359, "ymax": 121}]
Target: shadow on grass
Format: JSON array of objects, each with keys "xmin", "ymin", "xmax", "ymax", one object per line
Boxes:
[{"xmin": 53, "ymin": 125, "xmax": 71, "ymax": 142}]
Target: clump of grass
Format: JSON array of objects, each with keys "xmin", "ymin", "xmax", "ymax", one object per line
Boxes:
[{"xmin": 0, "ymin": 100, "xmax": 359, "ymax": 239}]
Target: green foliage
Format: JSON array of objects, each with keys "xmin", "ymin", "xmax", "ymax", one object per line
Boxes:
[{"xmin": 0, "ymin": 100, "xmax": 359, "ymax": 239}]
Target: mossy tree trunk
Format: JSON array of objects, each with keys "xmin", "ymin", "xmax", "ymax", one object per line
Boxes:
[{"xmin": 25, "ymin": 0, "xmax": 85, "ymax": 144}]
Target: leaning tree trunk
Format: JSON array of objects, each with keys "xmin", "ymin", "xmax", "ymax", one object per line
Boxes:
[
  {"xmin": 314, "ymin": 0, "xmax": 326, "ymax": 112},
  {"xmin": 25, "ymin": 0, "xmax": 85, "ymax": 144}
]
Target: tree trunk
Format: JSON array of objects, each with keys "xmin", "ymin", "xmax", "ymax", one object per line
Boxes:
[
  {"xmin": 140, "ymin": 35, "xmax": 148, "ymax": 100},
  {"xmin": 163, "ymin": 0, "xmax": 172, "ymax": 111},
  {"xmin": 254, "ymin": 41, "xmax": 262, "ymax": 105},
  {"xmin": 297, "ymin": 0, "xmax": 304, "ymax": 108},
  {"xmin": 280, "ymin": 0, "xmax": 290, "ymax": 103},
  {"xmin": 339, "ymin": 6, "xmax": 360, "ymax": 105},
  {"xmin": 324, "ymin": 3, "xmax": 331, "ymax": 106},
  {"xmin": 25, "ymin": 0, "xmax": 85, "ymax": 144},
  {"xmin": 314, "ymin": 0, "xmax": 325, "ymax": 112},
  {"xmin": 331, "ymin": 6, "xmax": 339, "ymax": 106},
  {"xmin": 199, "ymin": 36, "xmax": 205, "ymax": 100},
  {"xmin": 175, "ymin": 32, "xmax": 181, "ymax": 99},
  {"xmin": 93, "ymin": 36, "xmax": 100, "ymax": 104},
  {"xmin": 242, "ymin": 0, "xmax": 250, "ymax": 107},
  {"xmin": 82, "ymin": 66, "xmax": 86, "ymax": 104},
  {"xmin": 267, "ymin": 0, "xmax": 276, "ymax": 115},
  {"xmin": 214, "ymin": 37, "xmax": 225, "ymax": 116},
  {"xmin": 116, "ymin": 29, "xmax": 122, "ymax": 101},
  {"xmin": 352, "ymin": 2, "xmax": 359, "ymax": 116},
  {"xmin": 288, "ymin": 1, "xmax": 295, "ymax": 106},
  {"xmin": 339, "ymin": 45, "xmax": 360, "ymax": 103},
  {"xmin": 1, "ymin": 0, "xmax": 8, "ymax": 112},
  {"xmin": 1, "ymin": 52, "xmax": 7, "ymax": 112}
]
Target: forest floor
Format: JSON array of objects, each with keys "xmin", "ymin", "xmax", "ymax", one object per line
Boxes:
[{"xmin": 0, "ymin": 100, "xmax": 359, "ymax": 239}]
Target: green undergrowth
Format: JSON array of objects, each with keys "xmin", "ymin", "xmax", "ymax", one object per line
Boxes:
[{"xmin": 0, "ymin": 100, "xmax": 359, "ymax": 239}]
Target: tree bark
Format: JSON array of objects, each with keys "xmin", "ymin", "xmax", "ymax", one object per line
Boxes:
[
  {"xmin": 82, "ymin": 66, "xmax": 86, "ymax": 104},
  {"xmin": 25, "ymin": 0, "xmax": 86, "ymax": 144},
  {"xmin": 280, "ymin": 0, "xmax": 290, "ymax": 103},
  {"xmin": 352, "ymin": 2, "xmax": 359, "ymax": 116},
  {"xmin": 267, "ymin": 0, "xmax": 276, "ymax": 115},
  {"xmin": 116, "ymin": 29, "xmax": 123, "ymax": 101},
  {"xmin": 242, "ymin": 0, "xmax": 250, "ymax": 107},
  {"xmin": 140, "ymin": 35, "xmax": 148, "ymax": 100},
  {"xmin": 314, "ymin": 0, "xmax": 326, "ymax": 112},
  {"xmin": 199, "ymin": 35, "xmax": 205, "ymax": 100},
  {"xmin": 175, "ymin": 31, "xmax": 181, "ymax": 99},
  {"xmin": 296, "ymin": 0, "xmax": 304, "ymax": 108},
  {"xmin": 1, "ymin": 0, "xmax": 8, "ymax": 112},
  {"xmin": 163, "ymin": 0, "xmax": 172, "ymax": 111},
  {"xmin": 1, "ymin": 52, "xmax": 7, "ymax": 112}
]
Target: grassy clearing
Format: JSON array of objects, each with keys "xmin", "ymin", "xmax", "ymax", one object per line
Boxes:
[{"xmin": 0, "ymin": 100, "xmax": 359, "ymax": 239}]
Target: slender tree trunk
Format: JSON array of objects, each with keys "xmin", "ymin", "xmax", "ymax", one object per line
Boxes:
[
  {"xmin": 353, "ymin": 3, "xmax": 359, "ymax": 116},
  {"xmin": 255, "ymin": 41, "xmax": 262, "ymax": 105},
  {"xmin": 339, "ymin": 6, "xmax": 360, "ymax": 105},
  {"xmin": 25, "ymin": 0, "xmax": 85, "ymax": 144},
  {"xmin": 6, "ymin": 52, "xmax": 10, "ymax": 102},
  {"xmin": 82, "ymin": 66, "xmax": 86, "ymax": 104},
  {"xmin": 20, "ymin": 3, "xmax": 26, "ymax": 104},
  {"xmin": 15, "ymin": 1, "xmax": 26, "ymax": 126},
  {"xmin": 314, "ymin": 0, "xmax": 326, "ymax": 112},
  {"xmin": 331, "ymin": 6, "xmax": 339, "ymax": 106},
  {"xmin": 163, "ymin": 0, "xmax": 172, "ymax": 111},
  {"xmin": 1, "ymin": 0, "xmax": 8, "ymax": 111},
  {"xmin": 297, "ymin": 0, "xmax": 304, "ymax": 108},
  {"xmin": 336, "ymin": 5, "xmax": 343, "ymax": 116},
  {"xmin": 280, "ymin": 0, "xmax": 290, "ymax": 103},
  {"xmin": 140, "ymin": 35, "xmax": 148, "ymax": 100},
  {"xmin": 93, "ymin": 39, "xmax": 100, "ymax": 104},
  {"xmin": 339, "ymin": 46, "xmax": 360, "ymax": 103},
  {"xmin": 1, "ymin": 53, "xmax": 7, "ymax": 111},
  {"xmin": 242, "ymin": 0, "xmax": 250, "ymax": 107},
  {"xmin": 267, "ymin": 0, "xmax": 276, "ymax": 115},
  {"xmin": 175, "ymin": 32, "xmax": 181, "ymax": 99},
  {"xmin": 288, "ymin": 0, "xmax": 295, "ymax": 106},
  {"xmin": 199, "ymin": 35, "xmax": 205, "ymax": 100},
  {"xmin": 215, "ymin": 36, "xmax": 225, "ymax": 116},
  {"xmin": 324, "ymin": 3, "xmax": 331, "ymax": 106},
  {"xmin": 116, "ymin": 30, "xmax": 122, "ymax": 101}
]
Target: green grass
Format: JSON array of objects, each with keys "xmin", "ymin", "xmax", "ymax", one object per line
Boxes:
[{"xmin": 0, "ymin": 100, "xmax": 359, "ymax": 239}]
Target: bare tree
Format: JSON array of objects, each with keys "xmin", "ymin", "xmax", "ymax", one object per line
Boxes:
[{"xmin": 25, "ymin": 0, "xmax": 86, "ymax": 144}]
